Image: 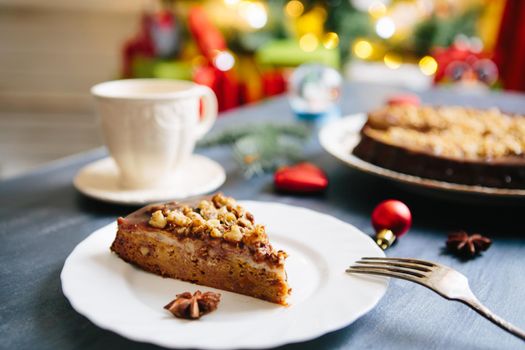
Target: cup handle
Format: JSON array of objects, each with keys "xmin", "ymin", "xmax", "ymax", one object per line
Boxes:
[{"xmin": 194, "ymin": 85, "xmax": 218, "ymax": 140}]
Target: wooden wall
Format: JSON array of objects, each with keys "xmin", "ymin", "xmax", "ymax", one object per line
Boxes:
[{"xmin": 0, "ymin": 1, "xmax": 145, "ymax": 178}]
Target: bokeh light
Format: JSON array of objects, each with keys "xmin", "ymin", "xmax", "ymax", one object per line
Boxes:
[
  {"xmin": 383, "ymin": 53, "xmax": 402, "ymax": 69},
  {"xmin": 299, "ymin": 33, "xmax": 319, "ymax": 52},
  {"xmin": 239, "ymin": 1, "xmax": 268, "ymax": 29},
  {"xmin": 419, "ymin": 55, "xmax": 438, "ymax": 76},
  {"xmin": 352, "ymin": 0, "xmax": 391, "ymax": 12},
  {"xmin": 322, "ymin": 32, "xmax": 339, "ymax": 49},
  {"xmin": 353, "ymin": 40, "xmax": 373, "ymax": 59},
  {"xmin": 375, "ymin": 17, "xmax": 396, "ymax": 39},
  {"xmin": 368, "ymin": 2, "xmax": 387, "ymax": 19},
  {"xmin": 214, "ymin": 51, "xmax": 235, "ymax": 71},
  {"xmin": 285, "ymin": 0, "xmax": 304, "ymax": 18}
]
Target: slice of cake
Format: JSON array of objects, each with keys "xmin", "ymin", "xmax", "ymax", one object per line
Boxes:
[
  {"xmin": 353, "ymin": 105, "xmax": 525, "ymax": 188},
  {"xmin": 111, "ymin": 193, "xmax": 290, "ymax": 305}
]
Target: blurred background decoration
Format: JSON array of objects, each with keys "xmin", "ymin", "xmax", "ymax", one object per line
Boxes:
[
  {"xmin": 1, "ymin": 0, "xmax": 524, "ymax": 179},
  {"xmin": 120, "ymin": 0, "xmax": 516, "ymax": 111}
]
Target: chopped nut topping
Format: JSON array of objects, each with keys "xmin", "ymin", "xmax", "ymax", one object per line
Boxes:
[
  {"xmin": 231, "ymin": 205, "xmax": 244, "ymax": 218},
  {"xmin": 277, "ymin": 250, "xmax": 288, "ymax": 259},
  {"xmin": 149, "ymin": 210, "xmax": 167, "ymax": 228},
  {"xmin": 181, "ymin": 206, "xmax": 192, "ymax": 215},
  {"xmin": 147, "ymin": 193, "xmax": 269, "ymax": 246},
  {"xmin": 212, "ymin": 193, "xmax": 228, "ymax": 208},
  {"xmin": 198, "ymin": 200, "xmax": 212, "ymax": 210},
  {"xmin": 237, "ymin": 217, "xmax": 252, "ymax": 228},
  {"xmin": 244, "ymin": 224, "xmax": 268, "ymax": 245},
  {"xmin": 223, "ymin": 212, "xmax": 237, "ymax": 225},
  {"xmin": 225, "ymin": 197, "xmax": 237, "ymax": 207},
  {"xmin": 207, "ymin": 219, "xmax": 221, "ymax": 228},
  {"xmin": 167, "ymin": 211, "xmax": 191, "ymax": 226},
  {"xmin": 187, "ymin": 212, "xmax": 206, "ymax": 227},
  {"xmin": 200, "ymin": 206, "xmax": 217, "ymax": 220},
  {"xmin": 224, "ymin": 224, "xmax": 243, "ymax": 242},
  {"xmin": 198, "ymin": 200, "xmax": 218, "ymax": 220},
  {"xmin": 210, "ymin": 228, "xmax": 223, "ymax": 238},
  {"xmin": 367, "ymin": 105, "xmax": 525, "ymax": 159}
]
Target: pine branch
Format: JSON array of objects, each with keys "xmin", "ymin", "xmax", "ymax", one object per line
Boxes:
[
  {"xmin": 197, "ymin": 123, "xmax": 309, "ymax": 148},
  {"xmin": 197, "ymin": 122, "xmax": 311, "ymax": 178}
]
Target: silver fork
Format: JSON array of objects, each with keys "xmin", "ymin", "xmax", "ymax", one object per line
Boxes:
[{"xmin": 347, "ymin": 257, "xmax": 525, "ymax": 341}]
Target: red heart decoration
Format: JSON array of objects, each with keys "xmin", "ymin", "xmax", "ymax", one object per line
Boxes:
[
  {"xmin": 387, "ymin": 94, "xmax": 421, "ymax": 106},
  {"xmin": 274, "ymin": 162, "xmax": 328, "ymax": 193}
]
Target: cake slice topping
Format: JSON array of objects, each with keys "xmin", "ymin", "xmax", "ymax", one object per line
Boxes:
[
  {"xmin": 149, "ymin": 194, "xmax": 257, "ymax": 242},
  {"xmin": 146, "ymin": 193, "xmax": 286, "ymax": 265},
  {"xmin": 366, "ymin": 105, "xmax": 525, "ymax": 159},
  {"xmin": 112, "ymin": 193, "xmax": 291, "ymax": 304}
]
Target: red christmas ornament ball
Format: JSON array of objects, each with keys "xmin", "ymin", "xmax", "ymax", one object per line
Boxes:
[{"xmin": 371, "ymin": 200, "xmax": 412, "ymax": 238}]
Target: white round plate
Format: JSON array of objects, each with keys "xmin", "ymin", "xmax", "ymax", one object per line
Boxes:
[
  {"xmin": 73, "ymin": 155, "xmax": 226, "ymax": 205},
  {"xmin": 61, "ymin": 201, "xmax": 387, "ymax": 349},
  {"xmin": 319, "ymin": 114, "xmax": 525, "ymax": 200}
]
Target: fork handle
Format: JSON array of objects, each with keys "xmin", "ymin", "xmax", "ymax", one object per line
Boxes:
[{"xmin": 460, "ymin": 297, "xmax": 525, "ymax": 341}]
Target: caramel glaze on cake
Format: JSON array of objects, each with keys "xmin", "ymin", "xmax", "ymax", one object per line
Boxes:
[
  {"xmin": 111, "ymin": 193, "xmax": 291, "ymax": 305},
  {"xmin": 353, "ymin": 105, "xmax": 525, "ymax": 188}
]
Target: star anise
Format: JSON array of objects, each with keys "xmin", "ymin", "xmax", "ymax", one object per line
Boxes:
[
  {"xmin": 164, "ymin": 290, "xmax": 221, "ymax": 320},
  {"xmin": 446, "ymin": 231, "xmax": 492, "ymax": 259}
]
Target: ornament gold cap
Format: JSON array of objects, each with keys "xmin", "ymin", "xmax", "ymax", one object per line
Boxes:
[{"xmin": 375, "ymin": 229, "xmax": 396, "ymax": 250}]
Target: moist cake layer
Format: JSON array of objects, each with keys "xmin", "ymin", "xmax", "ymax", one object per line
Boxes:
[{"xmin": 111, "ymin": 193, "xmax": 291, "ymax": 304}]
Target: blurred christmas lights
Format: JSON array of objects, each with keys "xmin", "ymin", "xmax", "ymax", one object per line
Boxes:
[
  {"xmin": 368, "ymin": 2, "xmax": 387, "ymax": 19},
  {"xmin": 239, "ymin": 1, "xmax": 267, "ymax": 29},
  {"xmin": 299, "ymin": 33, "xmax": 319, "ymax": 52},
  {"xmin": 285, "ymin": 0, "xmax": 304, "ymax": 18},
  {"xmin": 419, "ymin": 55, "xmax": 438, "ymax": 76},
  {"xmin": 352, "ymin": 0, "xmax": 391, "ymax": 12},
  {"xmin": 353, "ymin": 40, "xmax": 373, "ymax": 59},
  {"xmin": 322, "ymin": 32, "xmax": 339, "ymax": 49},
  {"xmin": 376, "ymin": 17, "xmax": 396, "ymax": 39},
  {"xmin": 214, "ymin": 51, "xmax": 235, "ymax": 71},
  {"xmin": 383, "ymin": 53, "xmax": 402, "ymax": 69}
]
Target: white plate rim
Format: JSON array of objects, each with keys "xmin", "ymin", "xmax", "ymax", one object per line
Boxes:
[
  {"xmin": 319, "ymin": 114, "xmax": 525, "ymax": 198},
  {"xmin": 61, "ymin": 201, "xmax": 388, "ymax": 349},
  {"xmin": 73, "ymin": 154, "xmax": 226, "ymax": 205}
]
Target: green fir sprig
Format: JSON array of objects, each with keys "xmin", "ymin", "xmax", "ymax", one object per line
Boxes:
[{"xmin": 197, "ymin": 123, "xmax": 310, "ymax": 177}]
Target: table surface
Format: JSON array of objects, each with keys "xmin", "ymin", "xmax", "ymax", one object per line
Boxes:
[{"xmin": 2, "ymin": 82, "xmax": 525, "ymax": 350}]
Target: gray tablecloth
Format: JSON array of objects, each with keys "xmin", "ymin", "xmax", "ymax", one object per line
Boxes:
[{"xmin": 1, "ymin": 82, "xmax": 525, "ymax": 349}]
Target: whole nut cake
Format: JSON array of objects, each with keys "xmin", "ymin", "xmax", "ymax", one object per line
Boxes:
[
  {"xmin": 353, "ymin": 104, "xmax": 525, "ymax": 188},
  {"xmin": 111, "ymin": 193, "xmax": 291, "ymax": 305}
]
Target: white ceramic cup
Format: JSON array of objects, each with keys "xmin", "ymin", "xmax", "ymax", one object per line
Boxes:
[{"xmin": 91, "ymin": 79, "xmax": 218, "ymax": 189}]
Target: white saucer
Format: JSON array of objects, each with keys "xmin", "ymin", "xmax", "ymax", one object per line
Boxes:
[
  {"xmin": 61, "ymin": 201, "xmax": 387, "ymax": 349},
  {"xmin": 73, "ymin": 155, "xmax": 226, "ymax": 205}
]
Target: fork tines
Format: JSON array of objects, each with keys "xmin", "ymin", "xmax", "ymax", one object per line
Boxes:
[
  {"xmin": 346, "ymin": 257, "xmax": 436, "ymax": 281},
  {"xmin": 347, "ymin": 257, "xmax": 525, "ymax": 341}
]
